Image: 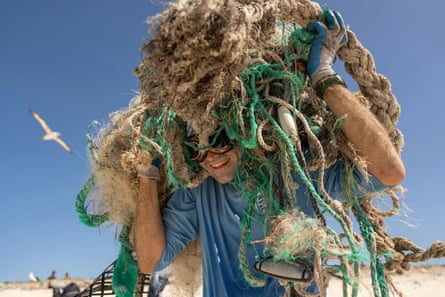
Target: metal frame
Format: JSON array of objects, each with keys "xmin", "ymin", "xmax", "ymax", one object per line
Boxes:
[{"xmin": 76, "ymin": 261, "xmax": 151, "ymax": 297}]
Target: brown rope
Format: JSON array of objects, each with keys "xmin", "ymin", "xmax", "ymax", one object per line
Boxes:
[{"xmin": 86, "ymin": 2, "xmax": 443, "ymax": 296}]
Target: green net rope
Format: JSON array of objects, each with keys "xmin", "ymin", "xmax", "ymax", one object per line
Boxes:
[
  {"xmin": 76, "ymin": 176, "xmax": 138, "ymax": 297},
  {"xmin": 113, "ymin": 224, "xmax": 138, "ymax": 297},
  {"xmin": 75, "ymin": 176, "xmax": 108, "ymax": 227},
  {"xmin": 75, "ymin": 20, "xmax": 392, "ymax": 297}
]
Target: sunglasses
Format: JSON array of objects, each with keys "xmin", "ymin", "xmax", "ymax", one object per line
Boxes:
[{"xmin": 185, "ymin": 130, "xmax": 233, "ymax": 163}]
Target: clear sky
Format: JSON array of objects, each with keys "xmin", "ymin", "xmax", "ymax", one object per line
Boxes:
[{"xmin": 1, "ymin": 0, "xmax": 444, "ymax": 282}]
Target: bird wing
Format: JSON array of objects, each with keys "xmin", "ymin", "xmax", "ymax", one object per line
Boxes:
[
  {"xmin": 29, "ymin": 109, "xmax": 72, "ymax": 154},
  {"xmin": 54, "ymin": 137, "xmax": 72, "ymax": 153},
  {"xmin": 29, "ymin": 109, "xmax": 52, "ymax": 134}
]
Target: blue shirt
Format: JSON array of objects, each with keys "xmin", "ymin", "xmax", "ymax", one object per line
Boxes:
[{"xmin": 154, "ymin": 160, "xmax": 386, "ymax": 297}]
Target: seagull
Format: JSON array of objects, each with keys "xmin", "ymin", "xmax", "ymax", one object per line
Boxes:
[
  {"xmin": 29, "ymin": 109, "xmax": 72, "ymax": 153},
  {"xmin": 28, "ymin": 272, "xmax": 39, "ymax": 282}
]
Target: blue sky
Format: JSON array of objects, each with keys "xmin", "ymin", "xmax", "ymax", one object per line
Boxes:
[{"xmin": 1, "ymin": 0, "xmax": 444, "ymax": 282}]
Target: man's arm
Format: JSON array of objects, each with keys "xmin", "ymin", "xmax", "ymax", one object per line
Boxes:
[
  {"xmin": 323, "ymin": 84, "xmax": 405, "ymax": 186},
  {"xmin": 306, "ymin": 10, "xmax": 405, "ymax": 186},
  {"xmin": 134, "ymin": 168, "xmax": 166, "ymax": 274}
]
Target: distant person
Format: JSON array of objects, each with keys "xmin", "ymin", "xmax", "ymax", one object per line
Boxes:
[
  {"xmin": 47, "ymin": 270, "xmax": 57, "ymax": 280},
  {"xmin": 64, "ymin": 272, "xmax": 71, "ymax": 280}
]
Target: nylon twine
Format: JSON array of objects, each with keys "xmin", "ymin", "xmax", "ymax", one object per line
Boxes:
[{"xmin": 75, "ymin": 1, "xmax": 444, "ymax": 297}]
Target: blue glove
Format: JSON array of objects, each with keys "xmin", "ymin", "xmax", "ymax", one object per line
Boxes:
[
  {"xmin": 306, "ymin": 10, "xmax": 348, "ymax": 86},
  {"xmin": 151, "ymin": 158, "xmax": 161, "ymax": 169}
]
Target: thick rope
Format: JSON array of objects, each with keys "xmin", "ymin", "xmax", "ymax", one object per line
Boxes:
[
  {"xmin": 75, "ymin": 176, "xmax": 108, "ymax": 227},
  {"xmin": 77, "ymin": 2, "xmax": 445, "ymax": 297}
]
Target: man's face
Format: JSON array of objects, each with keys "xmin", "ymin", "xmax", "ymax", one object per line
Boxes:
[
  {"xmin": 185, "ymin": 130, "xmax": 241, "ymax": 184},
  {"xmin": 199, "ymin": 148, "xmax": 241, "ymax": 184}
]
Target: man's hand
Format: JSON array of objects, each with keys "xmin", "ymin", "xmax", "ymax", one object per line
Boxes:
[
  {"xmin": 307, "ymin": 10, "xmax": 348, "ymax": 86},
  {"xmin": 137, "ymin": 158, "xmax": 161, "ymax": 180}
]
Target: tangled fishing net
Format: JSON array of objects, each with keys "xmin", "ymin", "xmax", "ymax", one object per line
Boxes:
[{"xmin": 75, "ymin": 0, "xmax": 445, "ymax": 296}]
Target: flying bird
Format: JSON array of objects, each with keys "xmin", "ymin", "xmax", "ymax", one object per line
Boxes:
[{"xmin": 29, "ymin": 109, "xmax": 72, "ymax": 153}]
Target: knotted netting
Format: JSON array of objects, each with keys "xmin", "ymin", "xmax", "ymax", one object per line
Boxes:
[{"xmin": 75, "ymin": 1, "xmax": 445, "ymax": 297}]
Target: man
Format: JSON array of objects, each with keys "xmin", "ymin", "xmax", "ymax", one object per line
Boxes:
[{"xmin": 134, "ymin": 10, "xmax": 405, "ymax": 297}]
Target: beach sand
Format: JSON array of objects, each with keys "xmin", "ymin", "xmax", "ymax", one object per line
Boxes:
[
  {"xmin": 0, "ymin": 279, "xmax": 91, "ymax": 297},
  {"xmin": 326, "ymin": 265, "xmax": 444, "ymax": 297},
  {"xmin": 1, "ymin": 265, "xmax": 443, "ymax": 297}
]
